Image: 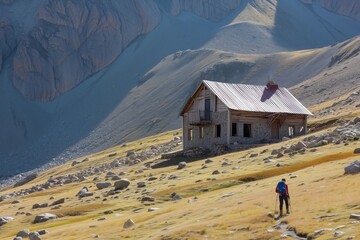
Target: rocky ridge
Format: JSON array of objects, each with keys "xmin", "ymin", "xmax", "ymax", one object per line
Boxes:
[
  {"xmin": 2, "ymin": 0, "xmax": 243, "ymax": 101},
  {"xmin": 301, "ymin": 0, "xmax": 360, "ymax": 21}
]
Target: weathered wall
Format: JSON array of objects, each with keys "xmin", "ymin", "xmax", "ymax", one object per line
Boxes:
[
  {"xmin": 183, "ymin": 111, "xmax": 228, "ymax": 150},
  {"xmin": 183, "ymin": 109, "xmax": 308, "ymax": 150}
]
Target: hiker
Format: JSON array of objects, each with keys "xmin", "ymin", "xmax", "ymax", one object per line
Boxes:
[{"xmin": 275, "ymin": 178, "xmax": 290, "ymax": 216}]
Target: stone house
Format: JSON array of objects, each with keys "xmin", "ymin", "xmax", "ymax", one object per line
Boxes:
[{"xmin": 180, "ymin": 80, "xmax": 312, "ymax": 151}]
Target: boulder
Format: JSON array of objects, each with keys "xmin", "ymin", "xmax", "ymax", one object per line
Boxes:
[
  {"xmin": 344, "ymin": 161, "xmax": 360, "ymax": 174},
  {"xmin": 0, "ymin": 217, "xmax": 8, "ymax": 226},
  {"xmin": 14, "ymin": 173, "xmax": 38, "ymax": 187},
  {"xmin": 123, "ymin": 219, "xmax": 135, "ymax": 229},
  {"xmin": 33, "ymin": 213, "xmax": 57, "ymax": 224},
  {"xmin": 293, "ymin": 141, "xmax": 307, "ymax": 151},
  {"xmin": 49, "ymin": 198, "xmax": 64, "ymax": 206},
  {"xmin": 137, "ymin": 182, "xmax": 146, "ymax": 188},
  {"xmin": 177, "ymin": 161, "xmax": 187, "ymax": 169},
  {"xmin": 16, "ymin": 229, "xmax": 30, "ymax": 238},
  {"xmin": 205, "ymin": 159, "xmax": 214, "ymax": 164},
  {"xmin": 114, "ymin": 179, "xmax": 130, "ymax": 190},
  {"xmin": 29, "ymin": 232, "xmax": 41, "ymax": 240},
  {"xmin": 350, "ymin": 213, "xmax": 360, "ymax": 220},
  {"xmin": 13, "ymin": 237, "xmax": 22, "ymax": 240},
  {"xmin": 32, "ymin": 203, "xmax": 48, "ymax": 209},
  {"xmin": 212, "ymin": 170, "xmax": 220, "ymax": 175},
  {"xmin": 96, "ymin": 182, "xmax": 112, "ymax": 190},
  {"xmin": 271, "ymin": 149, "xmax": 279, "ymax": 155},
  {"xmin": 354, "ymin": 148, "xmax": 360, "ymax": 154}
]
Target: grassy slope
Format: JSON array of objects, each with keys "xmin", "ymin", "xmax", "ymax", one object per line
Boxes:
[{"xmin": 0, "ymin": 118, "xmax": 359, "ymax": 240}]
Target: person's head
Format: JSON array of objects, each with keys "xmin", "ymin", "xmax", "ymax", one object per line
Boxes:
[{"xmin": 282, "ymin": 178, "xmax": 286, "ymax": 182}]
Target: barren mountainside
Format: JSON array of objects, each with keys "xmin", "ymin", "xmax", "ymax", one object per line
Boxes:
[{"xmin": 302, "ymin": 0, "xmax": 360, "ymax": 21}]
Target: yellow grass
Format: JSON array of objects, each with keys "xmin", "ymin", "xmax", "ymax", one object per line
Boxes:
[{"xmin": 0, "ymin": 124, "xmax": 359, "ymax": 240}]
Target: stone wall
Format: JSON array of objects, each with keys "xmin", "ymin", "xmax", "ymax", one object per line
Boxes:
[
  {"xmin": 183, "ymin": 111, "xmax": 307, "ymax": 150},
  {"xmin": 183, "ymin": 111, "xmax": 228, "ymax": 150}
]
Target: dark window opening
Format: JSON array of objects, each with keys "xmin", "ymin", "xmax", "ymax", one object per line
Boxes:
[
  {"xmin": 215, "ymin": 124, "xmax": 221, "ymax": 138},
  {"xmin": 199, "ymin": 127, "xmax": 204, "ymax": 139},
  {"xmin": 232, "ymin": 123, "xmax": 237, "ymax": 136},
  {"xmin": 288, "ymin": 126, "xmax": 295, "ymax": 137},
  {"xmin": 243, "ymin": 124, "xmax": 252, "ymax": 138},
  {"xmin": 188, "ymin": 128, "xmax": 193, "ymax": 141}
]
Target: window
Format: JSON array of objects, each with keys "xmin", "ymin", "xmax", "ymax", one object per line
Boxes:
[
  {"xmin": 288, "ymin": 126, "xmax": 295, "ymax": 137},
  {"xmin": 243, "ymin": 124, "xmax": 252, "ymax": 138},
  {"xmin": 188, "ymin": 128, "xmax": 193, "ymax": 141},
  {"xmin": 232, "ymin": 123, "xmax": 237, "ymax": 136},
  {"xmin": 199, "ymin": 127, "xmax": 204, "ymax": 139},
  {"xmin": 214, "ymin": 96, "xmax": 218, "ymax": 112},
  {"xmin": 215, "ymin": 124, "xmax": 221, "ymax": 138}
]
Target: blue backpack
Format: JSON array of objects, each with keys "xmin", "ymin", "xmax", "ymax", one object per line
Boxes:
[{"xmin": 277, "ymin": 181, "xmax": 286, "ymax": 194}]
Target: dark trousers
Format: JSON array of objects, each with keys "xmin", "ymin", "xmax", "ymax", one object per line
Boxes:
[{"xmin": 279, "ymin": 194, "xmax": 289, "ymax": 214}]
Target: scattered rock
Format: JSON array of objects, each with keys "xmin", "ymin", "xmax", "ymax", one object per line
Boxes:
[
  {"xmin": 29, "ymin": 231, "xmax": 41, "ymax": 240},
  {"xmin": 148, "ymin": 176, "xmax": 157, "ymax": 181},
  {"xmin": 0, "ymin": 217, "xmax": 9, "ymax": 226},
  {"xmin": 221, "ymin": 162, "xmax": 230, "ymax": 166},
  {"xmin": 123, "ymin": 219, "xmax": 135, "ymax": 229},
  {"xmin": 249, "ymin": 153, "xmax": 258, "ymax": 158},
  {"xmin": 49, "ymin": 198, "xmax": 64, "ymax": 206},
  {"xmin": 141, "ymin": 196, "xmax": 155, "ymax": 202},
  {"xmin": 13, "ymin": 237, "xmax": 22, "ymax": 240},
  {"xmin": 350, "ymin": 213, "xmax": 360, "ymax": 220},
  {"xmin": 212, "ymin": 170, "xmax": 220, "ymax": 175},
  {"xmin": 271, "ymin": 149, "xmax": 279, "ymax": 155},
  {"xmin": 108, "ymin": 153, "xmax": 117, "ymax": 157},
  {"xmin": 172, "ymin": 193, "xmax": 182, "ymax": 201},
  {"xmin": 277, "ymin": 152, "xmax": 284, "ymax": 158},
  {"xmin": 177, "ymin": 161, "xmax": 187, "ymax": 170},
  {"xmin": 354, "ymin": 148, "xmax": 360, "ymax": 154},
  {"xmin": 11, "ymin": 200, "xmax": 20, "ymax": 204},
  {"xmin": 77, "ymin": 187, "xmax": 93, "ymax": 198},
  {"xmin": 32, "ymin": 203, "xmax": 48, "ymax": 209},
  {"xmin": 37, "ymin": 230, "xmax": 48, "ymax": 235},
  {"xmin": 334, "ymin": 231, "xmax": 345, "ymax": 237},
  {"xmin": 148, "ymin": 207, "xmax": 160, "ymax": 212},
  {"xmin": 96, "ymin": 182, "xmax": 112, "ymax": 190},
  {"xmin": 71, "ymin": 160, "xmax": 82, "ymax": 166},
  {"xmin": 14, "ymin": 173, "xmax": 38, "ymax": 187},
  {"xmin": 344, "ymin": 161, "xmax": 360, "ymax": 174},
  {"xmin": 16, "ymin": 229, "xmax": 30, "ymax": 238},
  {"xmin": 33, "ymin": 213, "xmax": 57, "ymax": 224},
  {"xmin": 205, "ymin": 159, "xmax": 214, "ymax": 164},
  {"xmin": 114, "ymin": 179, "xmax": 130, "ymax": 190},
  {"xmin": 290, "ymin": 175, "xmax": 298, "ymax": 179},
  {"xmin": 137, "ymin": 182, "xmax": 146, "ymax": 188}
]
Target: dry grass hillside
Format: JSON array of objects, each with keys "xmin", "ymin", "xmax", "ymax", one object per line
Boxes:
[{"xmin": 0, "ymin": 113, "xmax": 359, "ymax": 240}]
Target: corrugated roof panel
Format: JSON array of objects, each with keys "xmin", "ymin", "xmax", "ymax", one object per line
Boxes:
[{"xmin": 203, "ymin": 80, "xmax": 312, "ymax": 115}]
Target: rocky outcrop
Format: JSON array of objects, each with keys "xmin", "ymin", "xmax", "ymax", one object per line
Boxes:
[
  {"xmin": 300, "ymin": 0, "xmax": 360, "ymax": 21},
  {"xmin": 0, "ymin": 18, "xmax": 16, "ymax": 71},
  {"xmin": 12, "ymin": 0, "xmax": 161, "ymax": 101},
  {"xmin": 11, "ymin": 0, "xmax": 242, "ymax": 101},
  {"xmin": 161, "ymin": 0, "xmax": 242, "ymax": 21}
]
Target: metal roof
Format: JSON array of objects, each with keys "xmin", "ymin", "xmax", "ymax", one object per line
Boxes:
[{"xmin": 199, "ymin": 80, "xmax": 312, "ymax": 115}]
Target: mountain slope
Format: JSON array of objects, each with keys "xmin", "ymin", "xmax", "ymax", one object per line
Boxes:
[{"xmin": 0, "ymin": 0, "xmax": 360, "ymax": 179}]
